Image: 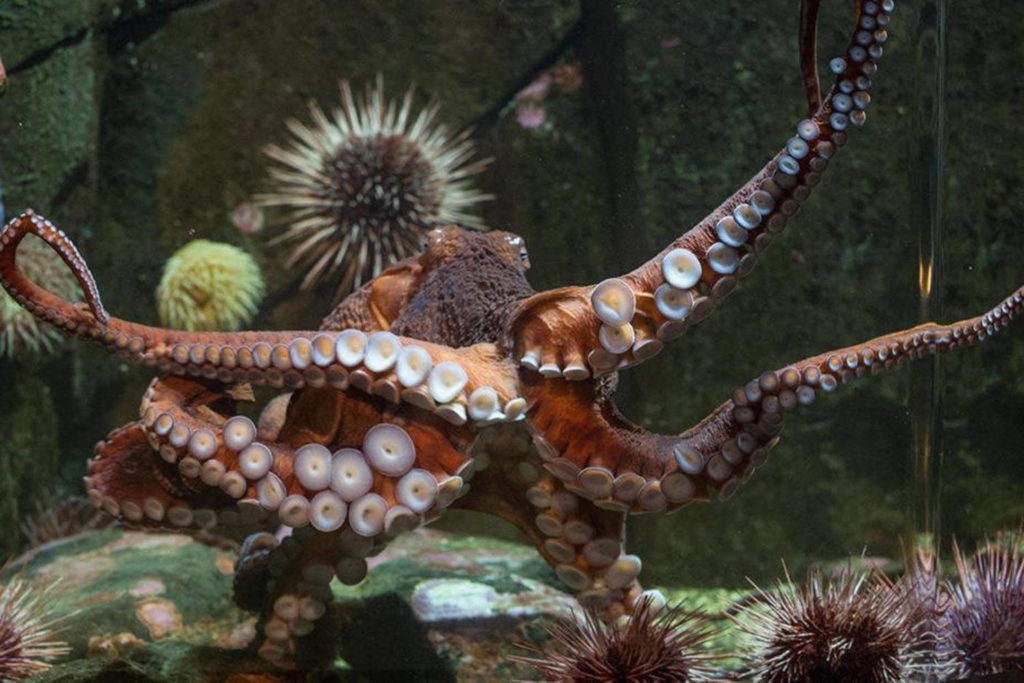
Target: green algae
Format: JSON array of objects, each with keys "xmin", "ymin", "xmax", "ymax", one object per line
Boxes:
[{"xmin": 0, "ymin": 374, "xmax": 59, "ymax": 558}]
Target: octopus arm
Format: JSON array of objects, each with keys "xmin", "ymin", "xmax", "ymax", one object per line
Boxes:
[
  {"xmin": 518, "ymin": 282, "xmax": 1024, "ymax": 515},
  {"xmin": 0, "ymin": 211, "xmax": 524, "ymax": 428},
  {"xmin": 91, "ymin": 378, "xmax": 483, "ymax": 544},
  {"xmin": 453, "ymin": 448, "xmax": 644, "ymax": 621},
  {"xmin": 507, "ymin": 0, "xmax": 893, "ymax": 380},
  {"xmin": 670, "ymin": 283, "xmax": 1024, "ymax": 502}
]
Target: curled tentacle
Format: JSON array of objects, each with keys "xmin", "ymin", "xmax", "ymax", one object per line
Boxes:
[
  {"xmin": 663, "ymin": 283, "xmax": 1024, "ymax": 502},
  {"xmin": 241, "ymin": 528, "xmax": 345, "ymax": 669},
  {"xmin": 84, "ymin": 420, "xmax": 267, "ymax": 535},
  {"xmin": 0, "ymin": 211, "xmax": 524, "ymax": 427},
  {"xmin": 509, "ymin": 0, "xmax": 895, "ymax": 380},
  {"xmin": 93, "ymin": 377, "xmax": 475, "ymax": 542},
  {"xmin": 0, "ymin": 210, "xmax": 109, "ymax": 324}
]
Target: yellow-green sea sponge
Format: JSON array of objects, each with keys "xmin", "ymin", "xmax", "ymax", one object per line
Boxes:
[
  {"xmin": 156, "ymin": 240, "xmax": 264, "ymax": 331},
  {"xmin": 0, "ymin": 237, "xmax": 79, "ymax": 358}
]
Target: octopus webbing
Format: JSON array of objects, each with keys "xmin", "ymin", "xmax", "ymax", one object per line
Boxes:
[{"xmin": 1, "ymin": 0, "xmax": 1021, "ymax": 670}]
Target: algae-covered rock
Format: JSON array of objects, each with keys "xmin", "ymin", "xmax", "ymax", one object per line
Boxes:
[
  {"xmin": 12, "ymin": 530, "xmax": 251, "ymax": 658},
  {"xmin": 12, "ymin": 529, "xmax": 279, "ymax": 681},
  {"xmin": 330, "ymin": 528, "xmax": 577, "ymax": 681},
  {"xmin": 12, "ymin": 527, "xmax": 750, "ymax": 681}
]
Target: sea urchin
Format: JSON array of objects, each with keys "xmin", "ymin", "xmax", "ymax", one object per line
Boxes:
[
  {"xmin": 0, "ymin": 571, "xmax": 70, "ymax": 681},
  {"xmin": 259, "ymin": 76, "xmax": 491, "ymax": 302},
  {"xmin": 943, "ymin": 537, "xmax": 1024, "ymax": 678},
  {"xmin": 512, "ymin": 595, "xmax": 720, "ymax": 682},
  {"xmin": 734, "ymin": 565, "xmax": 922, "ymax": 682},
  {"xmin": 156, "ymin": 239, "xmax": 264, "ymax": 332}
]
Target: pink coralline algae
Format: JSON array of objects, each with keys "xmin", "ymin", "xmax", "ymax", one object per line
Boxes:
[
  {"xmin": 231, "ymin": 201, "xmax": 264, "ymax": 235},
  {"xmin": 516, "ymin": 104, "xmax": 547, "ymax": 130}
]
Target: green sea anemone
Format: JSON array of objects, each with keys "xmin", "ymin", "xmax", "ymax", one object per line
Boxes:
[
  {"xmin": 156, "ymin": 239, "xmax": 264, "ymax": 331},
  {"xmin": 0, "ymin": 237, "xmax": 78, "ymax": 358},
  {"xmin": 0, "ymin": 571, "xmax": 70, "ymax": 680},
  {"xmin": 259, "ymin": 76, "xmax": 490, "ymax": 303}
]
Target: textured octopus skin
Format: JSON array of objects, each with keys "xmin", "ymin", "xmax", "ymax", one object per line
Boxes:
[{"xmin": 1, "ymin": 0, "xmax": 1021, "ymax": 670}]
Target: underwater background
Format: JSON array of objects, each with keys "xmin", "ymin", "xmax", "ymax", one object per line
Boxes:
[{"xmin": 0, "ymin": 0, "xmax": 1022, "ymax": 679}]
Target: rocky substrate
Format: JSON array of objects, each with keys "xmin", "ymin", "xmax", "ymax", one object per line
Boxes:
[{"xmin": 8, "ymin": 528, "xmax": 738, "ymax": 681}]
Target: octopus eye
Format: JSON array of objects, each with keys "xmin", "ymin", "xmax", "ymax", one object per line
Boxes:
[{"xmin": 519, "ymin": 246, "xmax": 531, "ymax": 269}]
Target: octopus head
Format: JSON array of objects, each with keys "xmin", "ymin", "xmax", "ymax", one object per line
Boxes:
[{"xmin": 420, "ymin": 225, "xmax": 530, "ymax": 276}]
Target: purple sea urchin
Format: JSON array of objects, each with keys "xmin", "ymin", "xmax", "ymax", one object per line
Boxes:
[
  {"xmin": 21, "ymin": 494, "xmax": 115, "ymax": 550},
  {"xmin": 0, "ymin": 571, "xmax": 70, "ymax": 680},
  {"xmin": 259, "ymin": 76, "xmax": 491, "ymax": 302},
  {"xmin": 734, "ymin": 566, "xmax": 922, "ymax": 682},
  {"xmin": 898, "ymin": 545, "xmax": 947, "ymax": 675},
  {"xmin": 943, "ymin": 537, "xmax": 1024, "ymax": 678},
  {"xmin": 512, "ymin": 595, "xmax": 720, "ymax": 682}
]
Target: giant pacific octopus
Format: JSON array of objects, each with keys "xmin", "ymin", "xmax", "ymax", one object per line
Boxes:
[{"xmin": 1, "ymin": 0, "xmax": 1021, "ymax": 669}]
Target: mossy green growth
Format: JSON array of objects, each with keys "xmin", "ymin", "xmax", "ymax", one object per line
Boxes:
[
  {"xmin": 0, "ymin": 0, "xmax": 97, "ymax": 65},
  {"xmin": 0, "ymin": 38, "xmax": 97, "ymax": 220},
  {"xmin": 27, "ymin": 640, "xmax": 285, "ymax": 683},
  {"xmin": 332, "ymin": 530, "xmax": 563, "ymax": 605},
  {"xmin": 11, "ymin": 530, "xmax": 251, "ymax": 661},
  {"xmin": 657, "ymin": 585, "xmax": 752, "ymax": 673},
  {"xmin": 0, "ymin": 374, "xmax": 59, "ymax": 559},
  {"xmin": 330, "ymin": 529, "xmax": 574, "ymax": 680}
]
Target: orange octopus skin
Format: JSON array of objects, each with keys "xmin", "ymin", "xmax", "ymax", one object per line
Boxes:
[{"xmin": 1, "ymin": 0, "xmax": 1021, "ymax": 670}]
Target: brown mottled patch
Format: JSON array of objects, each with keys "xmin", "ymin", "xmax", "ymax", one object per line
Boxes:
[
  {"xmin": 216, "ymin": 553, "xmax": 235, "ymax": 575},
  {"xmin": 88, "ymin": 631, "xmax": 146, "ymax": 658},
  {"xmin": 79, "ymin": 589, "xmax": 126, "ymax": 608},
  {"xmin": 135, "ymin": 598, "xmax": 183, "ymax": 640},
  {"xmin": 216, "ymin": 617, "xmax": 257, "ymax": 649}
]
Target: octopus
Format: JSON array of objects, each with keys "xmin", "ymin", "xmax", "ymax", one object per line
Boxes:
[{"xmin": 0, "ymin": 0, "xmax": 1020, "ymax": 670}]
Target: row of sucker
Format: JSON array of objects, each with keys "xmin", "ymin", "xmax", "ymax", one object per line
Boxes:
[
  {"xmin": 254, "ymin": 528, "xmax": 340, "ymax": 666},
  {"xmin": 83, "ymin": 422, "xmax": 272, "ymax": 533},
  {"xmin": 665, "ymin": 277, "xmax": 1023, "ymax": 504},
  {"xmin": 529, "ymin": 420, "xmax": 710, "ymax": 514},
  {"xmin": 524, "ymin": 474, "xmax": 643, "ymax": 620},
  {"xmin": 465, "ymin": 422, "xmax": 646, "ymax": 619},
  {"xmin": 94, "ymin": 388, "xmax": 469, "ymax": 539},
  {"xmin": 515, "ymin": 1, "xmax": 894, "ymax": 380},
  {"xmin": 154, "ymin": 330, "xmax": 524, "ymax": 428},
  {"xmin": 0, "ymin": 213, "xmax": 525, "ymax": 427},
  {"xmin": 645, "ymin": 1, "xmax": 893, "ymax": 345}
]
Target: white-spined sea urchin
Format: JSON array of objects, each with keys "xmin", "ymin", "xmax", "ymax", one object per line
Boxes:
[
  {"xmin": 259, "ymin": 76, "xmax": 491, "ymax": 302},
  {"xmin": 0, "ymin": 571, "xmax": 70, "ymax": 680}
]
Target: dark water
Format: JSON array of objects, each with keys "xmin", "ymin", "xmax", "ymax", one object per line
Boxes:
[{"xmin": 1, "ymin": 0, "xmax": 1022, "ymax": 592}]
